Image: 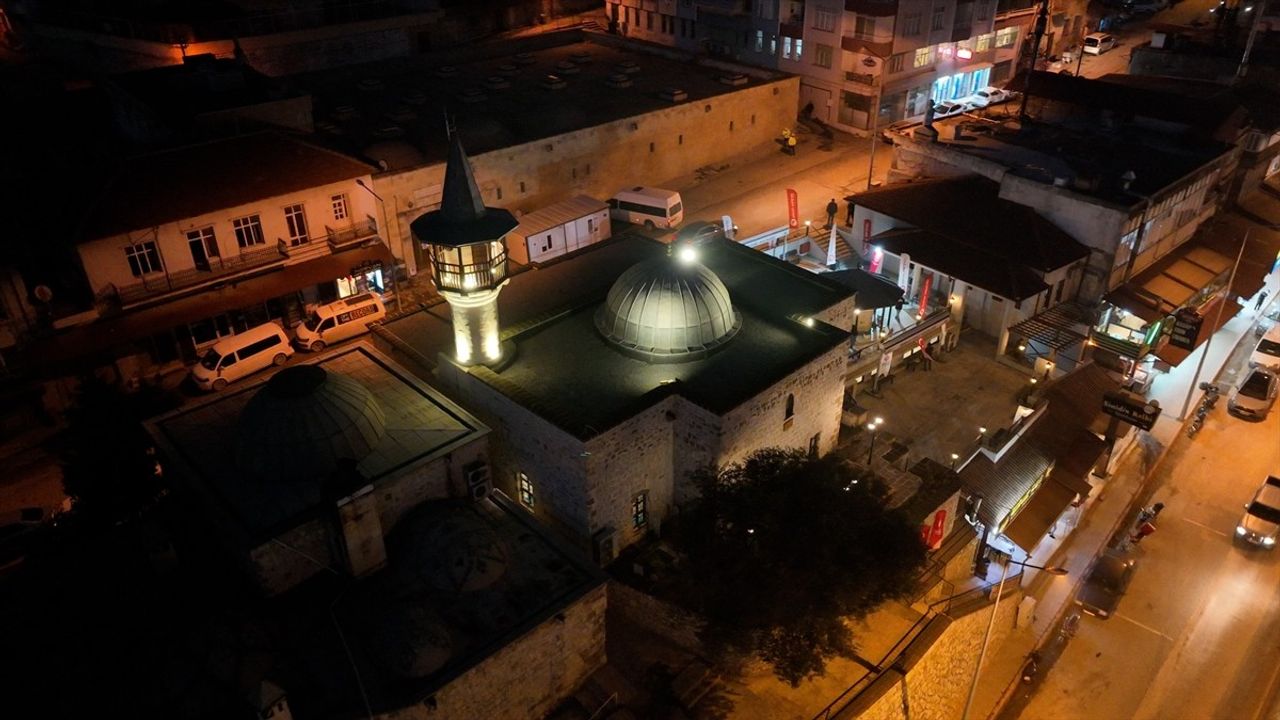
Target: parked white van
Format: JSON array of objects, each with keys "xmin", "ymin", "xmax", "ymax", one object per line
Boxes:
[
  {"xmin": 1083, "ymin": 33, "xmax": 1116, "ymax": 55},
  {"xmin": 295, "ymin": 293, "xmax": 387, "ymax": 352},
  {"xmin": 191, "ymin": 322, "xmax": 293, "ymax": 391},
  {"xmin": 608, "ymin": 186, "xmax": 684, "ymax": 229}
]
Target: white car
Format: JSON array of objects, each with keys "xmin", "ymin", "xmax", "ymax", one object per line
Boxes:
[
  {"xmin": 1228, "ymin": 367, "xmax": 1279, "ymax": 421},
  {"xmin": 967, "ymin": 86, "xmax": 1014, "ymax": 107},
  {"xmin": 932, "ymin": 100, "xmax": 969, "ymax": 119},
  {"xmin": 1083, "ymin": 32, "xmax": 1117, "ymax": 55},
  {"xmin": 1250, "ymin": 323, "xmax": 1280, "ymax": 370}
]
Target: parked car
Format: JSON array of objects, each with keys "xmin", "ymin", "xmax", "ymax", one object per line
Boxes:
[
  {"xmin": 190, "ymin": 322, "xmax": 293, "ymax": 392},
  {"xmin": 932, "ymin": 100, "xmax": 969, "ymax": 119},
  {"xmin": 1075, "ymin": 552, "xmax": 1136, "ymax": 618},
  {"xmin": 1250, "ymin": 323, "xmax": 1280, "ymax": 370},
  {"xmin": 295, "ymin": 293, "xmax": 387, "ymax": 352},
  {"xmin": 1237, "ymin": 476, "xmax": 1280, "ymax": 548},
  {"xmin": 1083, "ymin": 32, "xmax": 1117, "ymax": 54},
  {"xmin": 1227, "ymin": 367, "xmax": 1279, "ymax": 420},
  {"xmin": 674, "ymin": 220, "xmax": 725, "ymax": 245},
  {"xmin": 966, "ymin": 86, "xmax": 1014, "ymax": 107}
]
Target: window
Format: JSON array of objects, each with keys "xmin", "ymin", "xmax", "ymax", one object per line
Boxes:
[
  {"xmin": 855, "ymin": 16, "xmax": 876, "ymax": 38},
  {"xmin": 808, "ymin": 433, "xmax": 820, "ymax": 458},
  {"xmin": 125, "ymin": 241, "xmax": 162, "ymax": 277},
  {"xmin": 814, "ymin": 43, "xmax": 834, "ymax": 68},
  {"xmin": 517, "ymin": 473, "xmax": 535, "ymax": 509},
  {"xmin": 783, "ymin": 36, "xmax": 793, "ymax": 59},
  {"xmin": 903, "ymin": 12, "xmax": 922, "ymax": 36},
  {"xmin": 284, "ymin": 204, "xmax": 309, "ymax": 246},
  {"xmin": 784, "ymin": 393, "xmax": 795, "ymax": 428},
  {"xmin": 756, "ymin": 29, "xmax": 764, "ymax": 52},
  {"xmin": 759, "ymin": 0, "xmax": 776, "ymax": 20},
  {"xmin": 977, "ymin": 0, "xmax": 991, "ymax": 19},
  {"xmin": 795, "ymin": 38, "xmax": 804, "ymax": 58},
  {"xmin": 186, "ymin": 227, "xmax": 219, "ymax": 261},
  {"xmin": 632, "ymin": 491, "xmax": 649, "ymax": 529},
  {"xmin": 646, "ymin": 10, "xmax": 653, "ymax": 30},
  {"xmin": 770, "ymin": 34, "xmax": 778, "ymax": 55},
  {"xmin": 814, "ymin": 6, "xmax": 838, "ymax": 31},
  {"xmin": 995, "ymin": 27, "xmax": 1018, "ymax": 47},
  {"xmin": 232, "ymin": 215, "xmax": 265, "ymax": 248},
  {"xmin": 932, "ymin": 5, "xmax": 945, "ymax": 31},
  {"xmin": 888, "ymin": 52, "xmax": 906, "ymax": 72},
  {"xmin": 331, "ymin": 194, "xmax": 349, "ymax": 221},
  {"xmin": 976, "ymin": 32, "xmax": 992, "ymax": 51},
  {"xmin": 913, "ymin": 46, "xmax": 934, "ymax": 68}
]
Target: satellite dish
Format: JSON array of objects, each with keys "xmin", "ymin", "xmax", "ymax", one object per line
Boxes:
[{"xmin": 34, "ymin": 285, "xmax": 53, "ymax": 303}]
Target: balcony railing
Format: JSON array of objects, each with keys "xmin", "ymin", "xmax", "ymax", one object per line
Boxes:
[
  {"xmin": 108, "ymin": 217, "xmax": 380, "ymax": 308},
  {"xmin": 844, "ymin": 70, "xmax": 879, "ymax": 86},
  {"xmin": 431, "ymin": 250, "xmax": 508, "ymax": 294}
]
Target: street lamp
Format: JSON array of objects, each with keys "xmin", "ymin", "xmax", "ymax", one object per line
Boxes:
[
  {"xmin": 866, "ymin": 416, "xmax": 885, "ymax": 465},
  {"xmin": 804, "ymin": 219, "xmax": 812, "ymax": 237},
  {"xmin": 961, "ymin": 554, "xmax": 1069, "ymax": 720},
  {"xmin": 951, "ymin": 452, "xmax": 961, "ymax": 470}
]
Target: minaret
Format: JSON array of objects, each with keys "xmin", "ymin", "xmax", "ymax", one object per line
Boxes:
[{"xmin": 411, "ymin": 131, "xmax": 517, "ymax": 365}]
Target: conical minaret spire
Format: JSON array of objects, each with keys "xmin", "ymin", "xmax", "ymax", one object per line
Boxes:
[{"xmin": 439, "ymin": 127, "xmax": 486, "ymax": 222}]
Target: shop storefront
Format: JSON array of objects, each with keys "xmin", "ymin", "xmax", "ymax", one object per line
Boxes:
[{"xmin": 931, "ymin": 64, "xmax": 992, "ymax": 102}]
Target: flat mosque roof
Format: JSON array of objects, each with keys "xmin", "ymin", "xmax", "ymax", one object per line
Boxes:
[
  {"xmin": 149, "ymin": 342, "xmax": 487, "ymax": 542},
  {"xmin": 381, "ymin": 234, "xmax": 852, "ymax": 440}
]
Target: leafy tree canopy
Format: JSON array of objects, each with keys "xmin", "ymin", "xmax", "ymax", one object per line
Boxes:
[{"xmin": 673, "ymin": 448, "xmax": 928, "ymax": 686}]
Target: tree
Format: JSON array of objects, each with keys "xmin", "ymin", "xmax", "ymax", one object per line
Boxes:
[
  {"xmin": 672, "ymin": 448, "xmax": 928, "ymax": 686},
  {"xmin": 56, "ymin": 376, "xmax": 179, "ymax": 526}
]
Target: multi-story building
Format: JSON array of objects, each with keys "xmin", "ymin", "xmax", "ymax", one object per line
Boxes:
[{"xmin": 28, "ymin": 132, "xmax": 392, "ymax": 375}]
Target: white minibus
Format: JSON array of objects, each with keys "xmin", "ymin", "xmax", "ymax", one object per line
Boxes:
[{"xmin": 608, "ymin": 186, "xmax": 684, "ymax": 229}]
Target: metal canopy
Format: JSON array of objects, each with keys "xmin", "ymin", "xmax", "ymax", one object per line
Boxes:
[{"xmin": 1006, "ymin": 302, "xmax": 1088, "ymax": 351}]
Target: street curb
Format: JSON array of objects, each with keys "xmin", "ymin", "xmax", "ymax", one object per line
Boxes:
[{"xmin": 984, "ymin": 302, "xmax": 1275, "ymax": 720}]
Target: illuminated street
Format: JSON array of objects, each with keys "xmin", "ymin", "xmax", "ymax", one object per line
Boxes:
[{"xmin": 1013, "ymin": 329, "xmax": 1280, "ymax": 720}]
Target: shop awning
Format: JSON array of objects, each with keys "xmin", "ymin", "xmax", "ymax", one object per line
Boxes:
[
  {"xmin": 26, "ymin": 243, "xmax": 392, "ymax": 367},
  {"xmin": 1002, "ymin": 478, "xmax": 1078, "ymax": 553},
  {"xmin": 1105, "ymin": 239, "xmax": 1233, "ymax": 323},
  {"xmin": 1199, "ymin": 210, "xmax": 1280, "ymax": 305},
  {"xmin": 1153, "ymin": 293, "xmax": 1241, "ymax": 366},
  {"xmin": 1006, "ymin": 302, "xmax": 1089, "ymax": 351}
]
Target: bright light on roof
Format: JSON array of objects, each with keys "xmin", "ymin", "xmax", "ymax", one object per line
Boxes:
[{"xmin": 677, "ymin": 245, "xmax": 698, "ymax": 264}]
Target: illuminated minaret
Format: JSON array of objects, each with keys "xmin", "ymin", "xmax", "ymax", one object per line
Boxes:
[{"xmin": 411, "ymin": 131, "xmax": 516, "ymax": 365}]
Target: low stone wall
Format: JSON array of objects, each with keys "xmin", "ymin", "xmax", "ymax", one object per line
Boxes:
[{"xmin": 608, "ymin": 580, "xmax": 703, "ymax": 653}]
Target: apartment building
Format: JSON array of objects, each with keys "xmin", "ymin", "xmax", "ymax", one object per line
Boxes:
[{"xmin": 30, "ymin": 132, "xmax": 392, "ymax": 373}]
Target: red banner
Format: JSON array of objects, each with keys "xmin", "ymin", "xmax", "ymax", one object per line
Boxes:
[
  {"xmin": 928, "ymin": 509, "xmax": 947, "ymax": 549},
  {"xmin": 786, "ymin": 188, "xmax": 799, "ymax": 229},
  {"xmin": 862, "ymin": 218, "xmax": 872, "ymax": 252},
  {"xmin": 917, "ymin": 274, "xmax": 933, "ymax": 319},
  {"xmin": 869, "ymin": 246, "xmax": 884, "ymax": 275}
]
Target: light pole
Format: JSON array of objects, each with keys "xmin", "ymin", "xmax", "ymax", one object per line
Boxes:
[
  {"xmin": 355, "ymin": 178, "xmax": 400, "ymax": 311},
  {"xmin": 1178, "ymin": 233, "xmax": 1247, "ymax": 421},
  {"xmin": 866, "ymin": 416, "xmax": 884, "ymax": 465},
  {"xmin": 961, "ymin": 554, "xmax": 1069, "ymax": 720}
]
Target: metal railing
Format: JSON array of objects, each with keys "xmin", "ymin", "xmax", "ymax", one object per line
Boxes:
[
  {"xmin": 324, "ymin": 215, "xmax": 378, "ymax": 250},
  {"xmin": 844, "ymin": 70, "xmax": 880, "ymax": 86},
  {"xmin": 430, "ymin": 251, "xmax": 508, "ymax": 293}
]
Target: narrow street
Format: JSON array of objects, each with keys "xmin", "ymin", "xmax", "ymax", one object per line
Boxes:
[{"xmin": 1009, "ymin": 317, "xmax": 1280, "ymax": 720}]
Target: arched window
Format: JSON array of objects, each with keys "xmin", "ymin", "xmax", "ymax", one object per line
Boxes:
[{"xmin": 784, "ymin": 393, "xmax": 795, "ymax": 427}]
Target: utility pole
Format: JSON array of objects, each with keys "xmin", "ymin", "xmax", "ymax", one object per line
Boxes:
[{"xmin": 1018, "ymin": 0, "xmax": 1052, "ymax": 121}]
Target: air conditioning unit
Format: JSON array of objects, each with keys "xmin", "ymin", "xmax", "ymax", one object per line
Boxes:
[
  {"xmin": 465, "ymin": 462, "xmax": 491, "ymax": 501},
  {"xmin": 593, "ymin": 528, "xmax": 617, "ymax": 566}
]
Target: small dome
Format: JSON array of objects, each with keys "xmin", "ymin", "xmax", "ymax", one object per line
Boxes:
[
  {"xmin": 595, "ymin": 252, "xmax": 741, "ymax": 362},
  {"xmin": 392, "ymin": 508, "xmax": 508, "ymax": 594},
  {"xmin": 235, "ymin": 366, "xmax": 386, "ymax": 483}
]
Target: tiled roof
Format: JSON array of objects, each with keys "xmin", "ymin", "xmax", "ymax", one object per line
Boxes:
[{"xmin": 871, "ymin": 226, "xmax": 1049, "ymax": 301}]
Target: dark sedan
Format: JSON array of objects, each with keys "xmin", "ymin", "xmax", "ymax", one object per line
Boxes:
[{"xmin": 1075, "ymin": 552, "xmax": 1137, "ymax": 618}]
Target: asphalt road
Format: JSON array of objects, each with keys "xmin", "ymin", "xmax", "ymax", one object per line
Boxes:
[{"xmin": 1012, "ymin": 320, "xmax": 1280, "ymax": 720}]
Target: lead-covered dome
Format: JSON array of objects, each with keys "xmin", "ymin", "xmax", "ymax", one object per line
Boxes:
[
  {"xmin": 595, "ymin": 251, "xmax": 741, "ymax": 362},
  {"xmin": 235, "ymin": 365, "xmax": 387, "ymax": 483}
]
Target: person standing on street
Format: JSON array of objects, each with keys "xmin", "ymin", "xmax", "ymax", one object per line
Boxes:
[
  {"xmin": 845, "ymin": 199, "xmax": 856, "ymax": 226},
  {"xmin": 1256, "ymin": 290, "xmax": 1270, "ymax": 312},
  {"xmin": 826, "ymin": 198, "xmax": 838, "ymax": 228}
]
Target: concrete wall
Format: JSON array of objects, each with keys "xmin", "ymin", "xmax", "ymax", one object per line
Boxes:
[
  {"xmin": 78, "ymin": 177, "xmax": 377, "ymax": 296},
  {"xmin": 373, "ymin": 76, "xmax": 801, "ymax": 276},
  {"xmin": 389, "ymin": 582, "xmax": 608, "ymax": 720}
]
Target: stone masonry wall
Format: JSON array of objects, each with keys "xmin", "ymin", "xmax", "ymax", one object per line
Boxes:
[
  {"xmin": 382, "ymin": 582, "xmax": 608, "ymax": 720},
  {"xmin": 374, "ymin": 73, "xmax": 800, "ymax": 274},
  {"xmin": 719, "ymin": 343, "xmax": 847, "ymax": 465},
  {"xmin": 854, "ymin": 590, "xmax": 1023, "ymax": 720},
  {"xmin": 585, "ymin": 399, "xmax": 680, "ymax": 554},
  {"xmin": 249, "ymin": 517, "xmax": 338, "ymax": 596}
]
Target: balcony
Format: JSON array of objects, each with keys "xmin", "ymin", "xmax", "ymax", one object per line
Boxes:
[
  {"xmin": 844, "ymin": 70, "xmax": 880, "ymax": 87},
  {"xmin": 845, "ymin": 0, "xmax": 899, "ymax": 17},
  {"xmin": 108, "ymin": 216, "xmax": 381, "ymax": 309}
]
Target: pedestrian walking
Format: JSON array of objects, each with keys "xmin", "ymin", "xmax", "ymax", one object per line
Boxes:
[
  {"xmin": 845, "ymin": 199, "xmax": 855, "ymax": 226},
  {"xmin": 1256, "ymin": 290, "xmax": 1270, "ymax": 312},
  {"xmin": 826, "ymin": 198, "xmax": 838, "ymax": 228},
  {"xmin": 786, "ymin": 134, "xmax": 797, "ymax": 156}
]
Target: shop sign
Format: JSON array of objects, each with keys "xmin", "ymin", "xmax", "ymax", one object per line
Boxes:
[
  {"xmin": 917, "ymin": 274, "xmax": 932, "ymax": 319},
  {"xmin": 786, "ymin": 188, "xmax": 799, "ymax": 229},
  {"xmin": 1169, "ymin": 308, "xmax": 1203, "ymax": 351},
  {"xmin": 1102, "ymin": 391, "xmax": 1161, "ymax": 431},
  {"xmin": 878, "ymin": 349, "xmax": 893, "ymax": 376}
]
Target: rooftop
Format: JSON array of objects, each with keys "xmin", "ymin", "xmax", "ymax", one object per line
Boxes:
[
  {"xmin": 108, "ymin": 54, "xmax": 305, "ymax": 122},
  {"xmin": 82, "ymin": 132, "xmax": 375, "ymax": 240},
  {"xmin": 291, "ymin": 32, "xmax": 786, "ymax": 171},
  {"xmin": 869, "ymin": 227, "xmax": 1048, "ymax": 301},
  {"xmin": 269, "ymin": 494, "xmax": 603, "ymax": 718},
  {"xmin": 897, "ymin": 94, "xmax": 1236, "ymax": 205},
  {"xmin": 149, "ymin": 343, "xmax": 487, "ymax": 542},
  {"xmin": 382, "ymin": 234, "xmax": 852, "ymax": 440},
  {"xmin": 850, "ymin": 175, "xmax": 1089, "ymax": 273}
]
